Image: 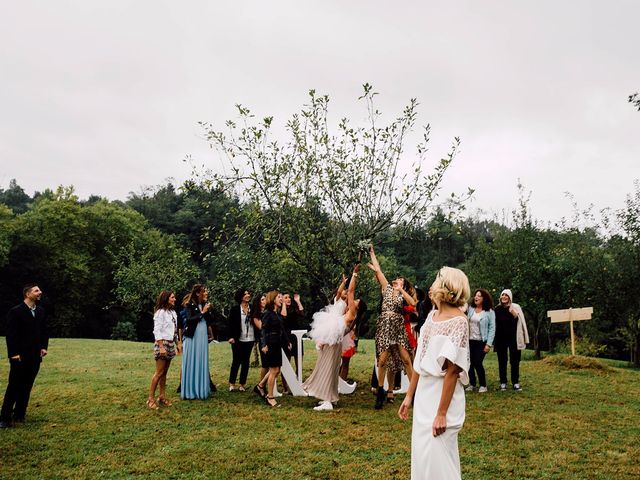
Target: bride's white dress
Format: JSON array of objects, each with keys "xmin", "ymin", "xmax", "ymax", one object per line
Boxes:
[{"xmin": 411, "ymin": 311, "xmax": 469, "ymax": 480}]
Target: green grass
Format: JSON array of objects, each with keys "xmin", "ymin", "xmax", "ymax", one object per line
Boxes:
[{"xmin": 0, "ymin": 338, "xmax": 639, "ymax": 479}]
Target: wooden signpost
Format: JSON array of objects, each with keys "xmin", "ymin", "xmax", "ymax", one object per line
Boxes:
[{"xmin": 547, "ymin": 307, "xmax": 593, "ymax": 356}]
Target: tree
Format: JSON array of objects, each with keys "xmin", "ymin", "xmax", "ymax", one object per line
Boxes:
[
  {"xmin": 463, "ymin": 183, "xmax": 565, "ymax": 358},
  {"xmin": 0, "ymin": 179, "xmax": 31, "ymax": 214},
  {"xmin": 629, "ymin": 92, "xmax": 640, "ymax": 111},
  {"xmin": 112, "ymin": 229, "xmax": 200, "ymax": 340},
  {"xmin": 610, "ymin": 180, "xmax": 640, "ymax": 365},
  {"xmin": 0, "ymin": 204, "xmax": 12, "ymax": 268},
  {"xmin": 196, "ymin": 85, "xmax": 470, "ymax": 302}
]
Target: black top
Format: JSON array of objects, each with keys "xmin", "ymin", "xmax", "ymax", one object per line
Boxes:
[
  {"xmin": 283, "ymin": 308, "xmax": 306, "ymax": 333},
  {"xmin": 228, "ymin": 304, "xmax": 258, "ymax": 341},
  {"xmin": 183, "ymin": 301, "xmax": 213, "ymax": 338},
  {"xmin": 260, "ymin": 310, "xmax": 289, "ymax": 349},
  {"xmin": 5, "ymin": 302, "xmax": 49, "ymax": 361},
  {"xmin": 494, "ymin": 304, "xmax": 517, "ymax": 347}
]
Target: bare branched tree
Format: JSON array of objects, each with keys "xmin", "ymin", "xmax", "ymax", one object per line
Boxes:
[{"xmin": 193, "ymin": 85, "xmax": 471, "ymax": 293}]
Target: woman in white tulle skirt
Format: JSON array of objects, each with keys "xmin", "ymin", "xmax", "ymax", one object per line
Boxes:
[
  {"xmin": 398, "ymin": 267, "xmax": 470, "ymax": 480},
  {"xmin": 303, "ymin": 265, "xmax": 363, "ymax": 411}
]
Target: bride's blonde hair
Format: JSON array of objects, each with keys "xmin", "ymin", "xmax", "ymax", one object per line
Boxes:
[{"xmin": 430, "ymin": 267, "xmax": 470, "ymax": 308}]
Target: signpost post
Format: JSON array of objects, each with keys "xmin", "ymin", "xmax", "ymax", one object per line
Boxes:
[{"xmin": 547, "ymin": 307, "xmax": 593, "ymax": 356}]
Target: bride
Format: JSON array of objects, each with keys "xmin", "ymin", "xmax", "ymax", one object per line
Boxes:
[{"xmin": 398, "ymin": 266, "xmax": 470, "ymax": 480}]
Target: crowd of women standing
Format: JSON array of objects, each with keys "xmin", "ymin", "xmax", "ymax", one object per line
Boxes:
[{"xmin": 146, "ymin": 246, "xmax": 530, "ymax": 479}]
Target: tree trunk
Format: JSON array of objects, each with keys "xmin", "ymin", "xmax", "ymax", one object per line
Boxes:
[{"xmin": 533, "ymin": 312, "xmax": 542, "ymax": 360}]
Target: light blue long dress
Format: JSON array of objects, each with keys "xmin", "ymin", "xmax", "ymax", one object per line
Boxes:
[{"xmin": 181, "ymin": 318, "xmax": 211, "ymax": 400}]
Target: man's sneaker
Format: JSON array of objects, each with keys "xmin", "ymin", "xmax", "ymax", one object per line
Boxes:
[
  {"xmin": 513, "ymin": 383, "xmax": 522, "ymax": 391},
  {"xmin": 313, "ymin": 401, "xmax": 334, "ymax": 411},
  {"xmin": 478, "ymin": 386, "xmax": 488, "ymax": 393},
  {"xmin": 0, "ymin": 420, "xmax": 10, "ymax": 429},
  {"xmin": 465, "ymin": 385, "xmax": 475, "ymax": 392},
  {"xmin": 500, "ymin": 383, "xmax": 507, "ymax": 391}
]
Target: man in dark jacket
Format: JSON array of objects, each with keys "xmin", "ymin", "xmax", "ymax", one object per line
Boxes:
[{"xmin": 0, "ymin": 284, "xmax": 49, "ymax": 428}]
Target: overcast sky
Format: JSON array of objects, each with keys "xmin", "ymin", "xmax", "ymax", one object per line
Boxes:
[{"xmin": 1, "ymin": 0, "xmax": 638, "ymax": 223}]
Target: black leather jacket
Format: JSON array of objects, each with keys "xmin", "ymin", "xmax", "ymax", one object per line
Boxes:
[
  {"xmin": 260, "ymin": 310, "xmax": 289, "ymax": 349},
  {"xmin": 183, "ymin": 301, "xmax": 213, "ymax": 338}
]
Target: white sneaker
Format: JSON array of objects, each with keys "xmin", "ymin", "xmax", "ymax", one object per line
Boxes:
[
  {"xmin": 478, "ymin": 386, "xmax": 488, "ymax": 393},
  {"xmin": 500, "ymin": 383, "xmax": 507, "ymax": 391},
  {"xmin": 465, "ymin": 385, "xmax": 475, "ymax": 392},
  {"xmin": 513, "ymin": 383, "xmax": 522, "ymax": 391},
  {"xmin": 313, "ymin": 401, "xmax": 333, "ymax": 411}
]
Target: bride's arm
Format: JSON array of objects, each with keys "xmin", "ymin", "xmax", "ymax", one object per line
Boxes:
[{"xmin": 432, "ymin": 360, "xmax": 462, "ymax": 437}]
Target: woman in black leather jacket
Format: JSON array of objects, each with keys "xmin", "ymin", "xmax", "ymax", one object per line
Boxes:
[{"xmin": 256, "ymin": 290, "xmax": 290, "ymax": 407}]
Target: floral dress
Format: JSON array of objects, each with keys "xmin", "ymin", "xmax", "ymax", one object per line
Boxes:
[{"xmin": 375, "ymin": 284, "xmax": 412, "ymax": 372}]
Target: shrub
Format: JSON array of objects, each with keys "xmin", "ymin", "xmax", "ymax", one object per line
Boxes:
[
  {"xmin": 553, "ymin": 336, "xmax": 607, "ymax": 358},
  {"xmin": 111, "ymin": 321, "xmax": 137, "ymax": 341},
  {"xmin": 542, "ymin": 354, "xmax": 609, "ymax": 371}
]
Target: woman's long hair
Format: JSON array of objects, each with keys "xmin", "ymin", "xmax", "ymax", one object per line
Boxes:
[
  {"xmin": 251, "ymin": 294, "xmax": 264, "ymax": 319},
  {"xmin": 353, "ymin": 298, "xmax": 367, "ymax": 335},
  {"xmin": 155, "ymin": 290, "xmax": 174, "ymax": 312},
  {"xmin": 183, "ymin": 284, "xmax": 207, "ymax": 307}
]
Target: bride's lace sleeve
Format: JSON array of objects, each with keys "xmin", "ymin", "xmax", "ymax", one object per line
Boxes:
[
  {"xmin": 415, "ymin": 316, "xmax": 470, "ymax": 385},
  {"xmin": 446, "ymin": 316, "xmax": 469, "ymax": 349}
]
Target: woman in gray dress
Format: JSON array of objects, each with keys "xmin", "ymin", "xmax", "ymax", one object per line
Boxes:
[{"xmin": 303, "ymin": 264, "xmax": 363, "ymax": 411}]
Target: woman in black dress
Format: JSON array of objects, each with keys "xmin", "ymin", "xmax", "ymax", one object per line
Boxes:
[{"xmin": 256, "ymin": 290, "xmax": 291, "ymax": 407}]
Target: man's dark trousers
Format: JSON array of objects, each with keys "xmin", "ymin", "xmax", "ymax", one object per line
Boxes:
[{"xmin": 1, "ymin": 358, "xmax": 41, "ymax": 421}]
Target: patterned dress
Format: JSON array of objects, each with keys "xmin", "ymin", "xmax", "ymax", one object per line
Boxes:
[{"xmin": 375, "ymin": 284, "xmax": 412, "ymax": 372}]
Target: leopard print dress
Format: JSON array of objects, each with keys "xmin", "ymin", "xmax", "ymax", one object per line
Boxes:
[{"xmin": 375, "ymin": 284, "xmax": 412, "ymax": 372}]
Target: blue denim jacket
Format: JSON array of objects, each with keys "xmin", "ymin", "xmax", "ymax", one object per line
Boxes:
[{"xmin": 466, "ymin": 306, "xmax": 496, "ymax": 346}]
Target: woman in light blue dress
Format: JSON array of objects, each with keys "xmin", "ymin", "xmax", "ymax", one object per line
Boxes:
[{"xmin": 181, "ymin": 284, "xmax": 212, "ymax": 400}]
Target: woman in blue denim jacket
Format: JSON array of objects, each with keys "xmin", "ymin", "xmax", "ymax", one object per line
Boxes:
[{"xmin": 465, "ymin": 289, "xmax": 496, "ymax": 393}]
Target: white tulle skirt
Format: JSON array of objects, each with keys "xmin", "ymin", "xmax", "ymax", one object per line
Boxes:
[{"xmin": 307, "ymin": 300, "xmax": 347, "ymax": 346}]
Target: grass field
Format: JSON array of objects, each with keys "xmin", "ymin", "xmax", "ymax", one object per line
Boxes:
[{"xmin": 0, "ymin": 338, "xmax": 639, "ymax": 479}]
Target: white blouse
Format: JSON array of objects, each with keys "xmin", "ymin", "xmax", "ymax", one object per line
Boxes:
[
  {"xmin": 414, "ymin": 310, "xmax": 469, "ymax": 385},
  {"xmin": 239, "ymin": 310, "xmax": 255, "ymax": 342},
  {"xmin": 153, "ymin": 309, "xmax": 177, "ymax": 341}
]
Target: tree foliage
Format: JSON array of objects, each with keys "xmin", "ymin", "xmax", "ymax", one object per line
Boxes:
[{"xmin": 196, "ymin": 85, "xmax": 470, "ymax": 299}]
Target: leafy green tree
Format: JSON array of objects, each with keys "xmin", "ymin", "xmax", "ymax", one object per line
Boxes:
[
  {"xmin": 463, "ymin": 184, "xmax": 566, "ymax": 358},
  {"xmin": 112, "ymin": 229, "xmax": 200, "ymax": 340},
  {"xmin": 609, "ymin": 180, "xmax": 640, "ymax": 365},
  {"xmin": 0, "ymin": 187, "xmax": 198, "ymax": 340},
  {"xmin": 5, "ymin": 187, "xmax": 92, "ymax": 336},
  {"xmin": 0, "ymin": 179, "xmax": 31, "ymax": 214},
  {"xmin": 0, "ymin": 204, "xmax": 12, "ymax": 268}
]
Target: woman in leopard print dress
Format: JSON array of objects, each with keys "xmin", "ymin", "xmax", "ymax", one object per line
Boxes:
[{"xmin": 368, "ymin": 245, "xmax": 416, "ymax": 410}]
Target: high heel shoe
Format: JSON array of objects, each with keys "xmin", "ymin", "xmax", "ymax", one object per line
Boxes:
[{"xmin": 265, "ymin": 396, "xmax": 281, "ymax": 408}]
